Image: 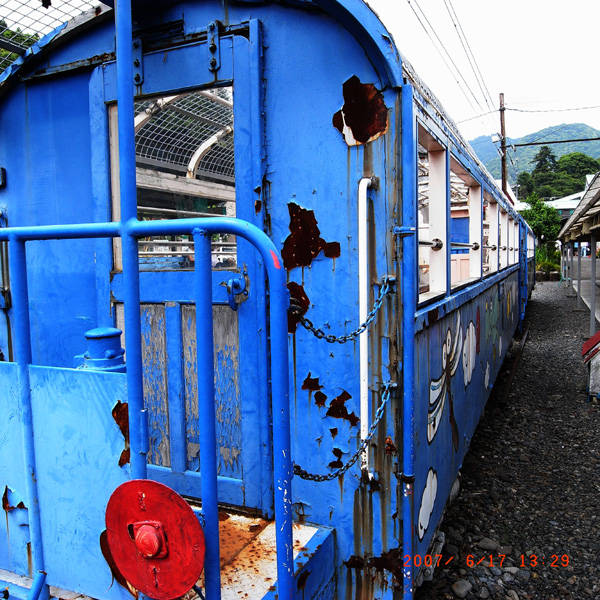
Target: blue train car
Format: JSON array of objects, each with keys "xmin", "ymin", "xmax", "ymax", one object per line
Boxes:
[{"xmin": 0, "ymin": 2, "xmax": 535, "ymax": 599}]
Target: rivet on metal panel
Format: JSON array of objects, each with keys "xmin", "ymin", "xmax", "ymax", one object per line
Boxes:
[
  {"xmin": 132, "ymin": 38, "xmax": 144, "ymax": 85},
  {"xmin": 207, "ymin": 21, "xmax": 221, "ymax": 73}
]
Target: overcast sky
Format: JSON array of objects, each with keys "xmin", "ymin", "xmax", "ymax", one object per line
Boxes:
[{"xmin": 366, "ymin": 0, "xmax": 600, "ymax": 142}]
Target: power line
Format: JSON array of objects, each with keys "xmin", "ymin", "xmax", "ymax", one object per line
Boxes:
[
  {"xmin": 406, "ymin": 0, "xmax": 482, "ymax": 115},
  {"xmin": 507, "ymin": 104, "xmax": 600, "ymax": 114},
  {"xmin": 513, "ymin": 137, "xmax": 600, "ymax": 148},
  {"xmin": 443, "ymin": 0, "xmax": 496, "ymax": 117},
  {"xmin": 457, "ymin": 109, "xmax": 498, "ymax": 124}
]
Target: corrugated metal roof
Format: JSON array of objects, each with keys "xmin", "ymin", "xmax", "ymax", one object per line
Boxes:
[{"xmin": 0, "ymin": 0, "xmax": 110, "ymax": 74}]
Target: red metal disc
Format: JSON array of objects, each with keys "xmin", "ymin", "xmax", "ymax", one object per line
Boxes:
[{"xmin": 105, "ymin": 480, "xmax": 205, "ymax": 600}]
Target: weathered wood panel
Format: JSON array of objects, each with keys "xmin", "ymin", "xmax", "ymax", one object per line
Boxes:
[
  {"xmin": 140, "ymin": 304, "xmax": 171, "ymax": 467},
  {"xmin": 182, "ymin": 304, "xmax": 242, "ymax": 479}
]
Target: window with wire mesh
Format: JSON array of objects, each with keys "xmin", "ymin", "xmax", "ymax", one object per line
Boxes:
[
  {"xmin": 0, "ymin": 0, "xmax": 110, "ymax": 75},
  {"xmin": 130, "ymin": 87, "xmax": 237, "ymax": 271}
]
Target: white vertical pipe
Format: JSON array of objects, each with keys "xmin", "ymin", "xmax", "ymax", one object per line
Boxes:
[{"xmin": 358, "ymin": 177, "xmax": 372, "ymax": 473}]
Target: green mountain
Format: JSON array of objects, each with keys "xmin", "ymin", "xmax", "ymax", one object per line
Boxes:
[{"xmin": 469, "ymin": 123, "xmax": 600, "ymax": 185}]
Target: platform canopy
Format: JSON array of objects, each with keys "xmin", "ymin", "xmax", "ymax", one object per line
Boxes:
[{"xmin": 558, "ymin": 172, "xmax": 600, "ymax": 242}]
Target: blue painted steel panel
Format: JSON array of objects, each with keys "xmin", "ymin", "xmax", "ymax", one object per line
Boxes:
[
  {"xmin": 29, "ymin": 367, "xmax": 130, "ymax": 599},
  {"xmin": 413, "ymin": 272, "xmax": 521, "ymax": 560},
  {"xmin": 0, "ymin": 363, "xmax": 30, "ymax": 577}
]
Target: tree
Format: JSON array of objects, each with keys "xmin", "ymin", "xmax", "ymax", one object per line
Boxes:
[
  {"xmin": 516, "ymin": 148, "xmax": 600, "ymax": 200},
  {"xmin": 556, "ymin": 152, "xmax": 600, "ymax": 187},
  {"xmin": 532, "ymin": 146, "xmax": 557, "ymax": 174},
  {"xmin": 519, "ymin": 192, "xmax": 561, "ymax": 258},
  {"xmin": 516, "ymin": 171, "xmax": 534, "ymax": 199}
]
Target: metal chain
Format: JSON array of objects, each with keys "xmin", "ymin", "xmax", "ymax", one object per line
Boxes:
[
  {"xmin": 292, "ymin": 276, "xmax": 395, "ymax": 344},
  {"xmin": 293, "ymin": 383, "xmax": 396, "ymax": 482}
]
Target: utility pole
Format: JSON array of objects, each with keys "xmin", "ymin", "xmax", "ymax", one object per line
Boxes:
[{"xmin": 499, "ymin": 92, "xmax": 508, "ymax": 198}]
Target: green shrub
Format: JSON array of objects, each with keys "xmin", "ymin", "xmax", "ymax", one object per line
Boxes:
[{"xmin": 537, "ymin": 260, "xmax": 560, "ymax": 273}]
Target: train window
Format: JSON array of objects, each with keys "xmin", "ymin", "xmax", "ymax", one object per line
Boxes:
[
  {"xmin": 508, "ymin": 216, "xmax": 515, "ymax": 265},
  {"xmin": 527, "ymin": 232, "xmax": 535, "ymax": 258},
  {"xmin": 483, "ymin": 195, "xmax": 498, "ymax": 275},
  {"xmin": 110, "ymin": 86, "xmax": 236, "ymax": 271},
  {"xmin": 449, "ymin": 158, "xmax": 482, "ymax": 288},
  {"xmin": 418, "ymin": 132, "xmax": 448, "ymax": 303},
  {"xmin": 499, "ymin": 209, "xmax": 508, "ymax": 269},
  {"xmin": 513, "ymin": 219, "xmax": 520, "ymax": 264}
]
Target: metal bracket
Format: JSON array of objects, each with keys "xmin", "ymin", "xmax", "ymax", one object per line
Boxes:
[
  {"xmin": 132, "ymin": 38, "xmax": 144, "ymax": 85},
  {"xmin": 226, "ymin": 273, "xmax": 248, "ymax": 311},
  {"xmin": 207, "ymin": 21, "xmax": 220, "ymax": 73},
  {"xmin": 393, "ymin": 226, "xmax": 416, "ymax": 237}
]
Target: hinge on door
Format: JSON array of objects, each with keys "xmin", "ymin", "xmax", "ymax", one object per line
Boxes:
[
  {"xmin": 133, "ymin": 38, "xmax": 144, "ymax": 85},
  {"xmin": 207, "ymin": 21, "xmax": 221, "ymax": 73}
]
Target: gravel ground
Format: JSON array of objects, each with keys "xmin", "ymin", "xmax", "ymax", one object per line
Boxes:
[{"xmin": 415, "ymin": 281, "xmax": 600, "ymax": 600}]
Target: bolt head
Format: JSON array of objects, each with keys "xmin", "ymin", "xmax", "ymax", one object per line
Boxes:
[{"xmin": 134, "ymin": 524, "xmax": 162, "ymax": 558}]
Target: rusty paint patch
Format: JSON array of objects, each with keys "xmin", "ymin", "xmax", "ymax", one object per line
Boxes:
[
  {"xmin": 332, "ymin": 75, "xmax": 388, "ymax": 146},
  {"xmin": 344, "ymin": 555, "xmax": 366, "ymax": 569},
  {"xmin": 325, "ymin": 390, "xmax": 359, "ymax": 427},
  {"xmin": 302, "ymin": 373, "xmax": 323, "ymax": 392},
  {"xmin": 288, "ymin": 281, "xmax": 310, "ymax": 333},
  {"xmin": 368, "ymin": 547, "xmax": 403, "ymax": 576},
  {"xmin": 315, "ymin": 391, "xmax": 327, "ymax": 407},
  {"xmin": 2, "ymin": 486, "xmax": 25, "ymax": 512},
  {"xmin": 297, "ymin": 569, "xmax": 311, "ymax": 591},
  {"xmin": 112, "ymin": 401, "xmax": 131, "ymax": 467},
  {"xmin": 345, "ymin": 548, "xmax": 403, "ymax": 586},
  {"xmin": 427, "ymin": 307, "xmax": 439, "ymax": 326},
  {"xmin": 281, "ymin": 203, "xmax": 341, "ymax": 271},
  {"xmin": 254, "ymin": 200, "xmax": 262, "ymax": 214},
  {"xmin": 385, "ymin": 436, "xmax": 397, "ymax": 455},
  {"xmin": 330, "ymin": 427, "xmax": 338, "ymax": 438},
  {"xmin": 328, "ymin": 448, "xmax": 343, "ymax": 469}
]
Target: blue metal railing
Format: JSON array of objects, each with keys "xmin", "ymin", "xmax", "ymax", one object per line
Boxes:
[{"xmin": 0, "ymin": 217, "xmax": 293, "ymax": 600}]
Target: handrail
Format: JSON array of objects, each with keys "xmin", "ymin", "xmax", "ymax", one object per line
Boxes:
[
  {"xmin": 450, "ymin": 241, "xmax": 480, "ymax": 251},
  {"xmin": 3, "ymin": 215, "xmax": 293, "ymax": 600},
  {"xmin": 418, "ymin": 238, "xmax": 443, "ymax": 250}
]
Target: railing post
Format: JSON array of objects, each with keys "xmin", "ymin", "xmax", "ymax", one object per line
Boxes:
[
  {"xmin": 115, "ymin": 0, "xmax": 147, "ymax": 479},
  {"xmin": 193, "ymin": 229, "xmax": 221, "ymax": 599},
  {"xmin": 9, "ymin": 238, "xmax": 49, "ymax": 600}
]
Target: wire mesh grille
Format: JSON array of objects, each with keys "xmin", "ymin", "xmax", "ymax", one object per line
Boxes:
[
  {"xmin": 135, "ymin": 88, "xmax": 235, "ymax": 181},
  {"xmin": 0, "ymin": 0, "xmax": 110, "ymax": 74}
]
